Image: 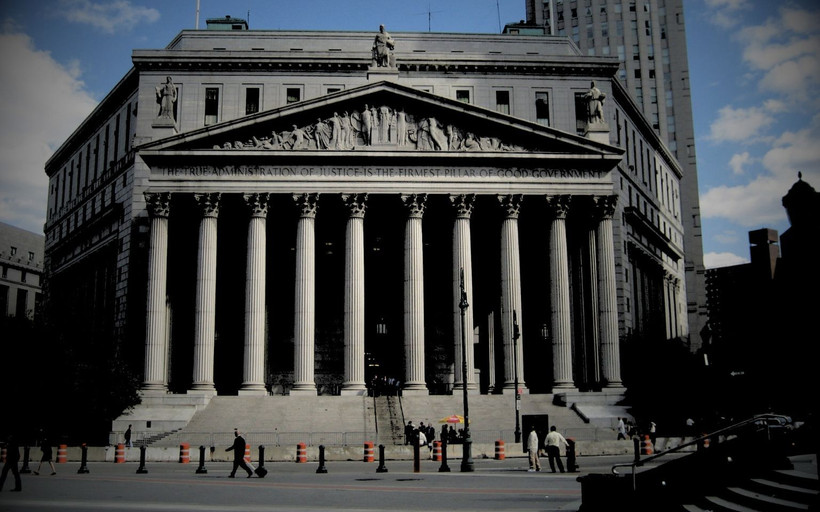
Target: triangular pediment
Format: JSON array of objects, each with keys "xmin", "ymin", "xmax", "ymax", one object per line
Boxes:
[{"xmin": 140, "ymin": 81, "xmax": 621, "ymax": 161}]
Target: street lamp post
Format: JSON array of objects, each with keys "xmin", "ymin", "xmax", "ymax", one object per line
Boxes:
[
  {"xmin": 459, "ymin": 268, "xmax": 474, "ymax": 472},
  {"xmin": 513, "ymin": 310, "xmax": 521, "ymax": 444}
]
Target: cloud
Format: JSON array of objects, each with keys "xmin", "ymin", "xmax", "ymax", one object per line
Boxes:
[
  {"xmin": 736, "ymin": 6, "xmax": 820, "ymax": 104},
  {"xmin": 707, "ymin": 105, "xmax": 775, "ymax": 143},
  {"xmin": 700, "ymin": 174, "xmax": 790, "ymax": 227},
  {"xmin": 56, "ymin": 0, "xmax": 160, "ymax": 34},
  {"xmin": 728, "ymin": 152, "xmax": 752, "ymax": 175},
  {"xmin": 704, "ymin": 251, "xmax": 749, "ymax": 269},
  {"xmin": 0, "ymin": 26, "xmax": 97, "ymax": 233},
  {"xmin": 704, "ymin": 0, "xmax": 751, "ymax": 28}
]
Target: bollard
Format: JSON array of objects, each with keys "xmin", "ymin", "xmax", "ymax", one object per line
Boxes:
[
  {"xmin": 376, "ymin": 444, "xmax": 388, "ymax": 473},
  {"xmin": 20, "ymin": 446, "xmax": 31, "ymax": 473},
  {"xmin": 255, "ymin": 445, "xmax": 267, "ymax": 478},
  {"xmin": 640, "ymin": 435, "xmax": 653, "ymax": 455},
  {"xmin": 196, "ymin": 445, "xmax": 208, "ymax": 474},
  {"xmin": 413, "ymin": 436, "xmax": 420, "ymax": 473},
  {"xmin": 136, "ymin": 445, "xmax": 148, "ymax": 474},
  {"xmin": 363, "ymin": 441, "xmax": 374, "ymax": 463},
  {"xmin": 1, "ymin": 446, "xmax": 6, "ymax": 463},
  {"xmin": 633, "ymin": 436, "xmax": 641, "ymax": 463},
  {"xmin": 115, "ymin": 442, "xmax": 126, "ymax": 463},
  {"xmin": 296, "ymin": 442, "xmax": 307, "ymax": 463},
  {"xmin": 494, "ymin": 440, "xmax": 506, "ymax": 460},
  {"xmin": 57, "ymin": 444, "xmax": 68, "ymax": 463},
  {"xmin": 566, "ymin": 438, "xmax": 578, "ymax": 473},
  {"xmin": 316, "ymin": 445, "xmax": 328, "ymax": 474},
  {"xmin": 438, "ymin": 438, "xmax": 451, "ymax": 473},
  {"xmin": 77, "ymin": 443, "xmax": 90, "ymax": 474},
  {"xmin": 432, "ymin": 441, "xmax": 442, "ymax": 462},
  {"xmin": 179, "ymin": 442, "xmax": 190, "ymax": 464}
]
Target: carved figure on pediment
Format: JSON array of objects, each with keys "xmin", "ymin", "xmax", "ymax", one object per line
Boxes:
[
  {"xmin": 372, "ymin": 25, "xmax": 395, "ymax": 68},
  {"xmin": 463, "ymin": 132, "xmax": 481, "ymax": 151},
  {"xmin": 396, "ymin": 109, "xmax": 408, "ymax": 146},
  {"xmin": 361, "ymin": 105, "xmax": 372, "ymax": 145},
  {"xmin": 584, "ymin": 81, "xmax": 606, "ymax": 125},
  {"xmin": 330, "ymin": 113, "xmax": 343, "ymax": 149},
  {"xmin": 427, "ymin": 117, "xmax": 447, "ymax": 151},
  {"xmin": 155, "ymin": 76, "xmax": 176, "ymax": 119},
  {"xmin": 370, "ymin": 106, "xmax": 379, "ymax": 143},
  {"xmin": 446, "ymin": 125, "xmax": 464, "ymax": 151},
  {"xmin": 378, "ymin": 105, "xmax": 392, "ymax": 143},
  {"xmin": 285, "ymin": 124, "xmax": 311, "ymax": 150},
  {"xmin": 341, "ymin": 112, "xmax": 354, "ymax": 149},
  {"xmin": 314, "ymin": 118, "xmax": 331, "ymax": 149}
]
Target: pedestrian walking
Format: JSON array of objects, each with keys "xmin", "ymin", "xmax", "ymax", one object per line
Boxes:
[
  {"xmin": 617, "ymin": 417, "xmax": 627, "ymax": 440},
  {"xmin": 124, "ymin": 424, "xmax": 133, "ymax": 448},
  {"xmin": 404, "ymin": 421, "xmax": 414, "ymax": 445},
  {"xmin": 0, "ymin": 434, "xmax": 22, "ymax": 492},
  {"xmin": 33, "ymin": 433, "xmax": 56, "ymax": 476},
  {"xmin": 649, "ymin": 421, "xmax": 657, "ymax": 448},
  {"xmin": 545, "ymin": 426, "xmax": 568, "ymax": 473},
  {"xmin": 527, "ymin": 426, "xmax": 541, "ymax": 472},
  {"xmin": 225, "ymin": 429, "xmax": 253, "ymax": 478}
]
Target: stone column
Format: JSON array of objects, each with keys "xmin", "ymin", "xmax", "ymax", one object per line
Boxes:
[
  {"xmin": 240, "ymin": 193, "xmax": 270, "ymax": 395},
  {"xmin": 190, "ymin": 192, "xmax": 221, "ymax": 394},
  {"xmin": 341, "ymin": 193, "xmax": 368, "ymax": 395},
  {"xmin": 291, "ymin": 193, "xmax": 319, "ymax": 395},
  {"xmin": 143, "ymin": 192, "xmax": 171, "ymax": 393},
  {"xmin": 450, "ymin": 194, "xmax": 477, "ymax": 392},
  {"xmin": 593, "ymin": 195, "xmax": 622, "ymax": 388},
  {"xmin": 402, "ymin": 193, "xmax": 428, "ymax": 395},
  {"xmin": 498, "ymin": 194, "xmax": 525, "ymax": 394},
  {"xmin": 547, "ymin": 195, "xmax": 575, "ymax": 390}
]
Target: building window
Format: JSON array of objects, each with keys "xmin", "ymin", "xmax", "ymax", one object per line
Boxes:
[
  {"xmin": 245, "ymin": 87, "xmax": 260, "ymax": 115},
  {"xmin": 21, "ymin": 271, "xmax": 27, "ymax": 283},
  {"xmin": 456, "ymin": 90, "xmax": 471, "ymax": 104},
  {"xmin": 535, "ymin": 92, "xmax": 550, "ymax": 126},
  {"xmin": 574, "ymin": 92, "xmax": 587, "ymax": 135},
  {"xmin": 495, "ymin": 90, "xmax": 510, "ymax": 114},
  {"xmin": 28, "ymin": 251, "xmax": 34, "ymax": 262},
  {"xmin": 286, "ymin": 88, "xmax": 301, "ymax": 104},
  {"xmin": 204, "ymin": 87, "xmax": 219, "ymax": 125},
  {"xmin": 9, "ymin": 246, "xmax": 16, "ymax": 256}
]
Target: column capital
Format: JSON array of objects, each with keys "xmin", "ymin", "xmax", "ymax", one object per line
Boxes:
[
  {"xmin": 293, "ymin": 192, "xmax": 319, "ymax": 218},
  {"xmin": 401, "ymin": 193, "xmax": 427, "ymax": 218},
  {"xmin": 449, "ymin": 194, "xmax": 476, "ymax": 218},
  {"xmin": 342, "ymin": 193, "xmax": 368, "ymax": 218},
  {"xmin": 194, "ymin": 192, "xmax": 221, "ymax": 218},
  {"xmin": 243, "ymin": 192, "xmax": 270, "ymax": 218},
  {"xmin": 591, "ymin": 195, "xmax": 618, "ymax": 220},
  {"xmin": 546, "ymin": 195, "xmax": 572, "ymax": 219},
  {"xmin": 145, "ymin": 192, "xmax": 171, "ymax": 218},
  {"xmin": 497, "ymin": 194, "xmax": 523, "ymax": 219}
]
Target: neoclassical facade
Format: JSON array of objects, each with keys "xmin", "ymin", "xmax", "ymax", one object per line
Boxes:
[{"xmin": 43, "ymin": 24, "xmax": 687, "ymax": 414}]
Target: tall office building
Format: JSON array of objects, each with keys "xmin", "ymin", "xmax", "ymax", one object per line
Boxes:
[{"xmin": 525, "ymin": 0, "xmax": 707, "ymax": 352}]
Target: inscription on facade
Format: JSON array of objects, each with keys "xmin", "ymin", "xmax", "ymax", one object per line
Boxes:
[{"xmin": 155, "ymin": 165, "xmax": 605, "ymax": 180}]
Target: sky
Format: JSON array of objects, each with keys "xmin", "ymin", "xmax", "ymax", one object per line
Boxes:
[{"xmin": 0, "ymin": 0, "xmax": 818, "ymax": 269}]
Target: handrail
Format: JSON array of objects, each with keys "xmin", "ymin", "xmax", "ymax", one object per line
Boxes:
[{"xmin": 610, "ymin": 413, "xmax": 792, "ymax": 490}]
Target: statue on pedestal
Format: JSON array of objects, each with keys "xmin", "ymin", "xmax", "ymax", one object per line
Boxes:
[
  {"xmin": 372, "ymin": 25, "xmax": 395, "ymax": 68},
  {"xmin": 155, "ymin": 76, "xmax": 177, "ymax": 120},
  {"xmin": 584, "ymin": 81, "xmax": 606, "ymax": 125}
]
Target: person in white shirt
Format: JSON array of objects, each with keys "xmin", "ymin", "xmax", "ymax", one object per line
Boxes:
[
  {"xmin": 527, "ymin": 426, "xmax": 541, "ymax": 472},
  {"xmin": 545, "ymin": 426, "xmax": 569, "ymax": 473}
]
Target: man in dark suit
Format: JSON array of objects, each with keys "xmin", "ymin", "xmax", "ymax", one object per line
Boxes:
[
  {"xmin": 226, "ymin": 429, "xmax": 253, "ymax": 478},
  {"xmin": 0, "ymin": 434, "xmax": 22, "ymax": 491}
]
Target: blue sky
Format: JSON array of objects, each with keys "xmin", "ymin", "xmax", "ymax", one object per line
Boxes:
[{"xmin": 0, "ymin": 0, "xmax": 818, "ymax": 268}]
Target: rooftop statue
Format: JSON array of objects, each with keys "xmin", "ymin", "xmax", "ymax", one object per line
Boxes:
[
  {"xmin": 584, "ymin": 81, "xmax": 606, "ymax": 125},
  {"xmin": 155, "ymin": 76, "xmax": 177, "ymax": 119},
  {"xmin": 372, "ymin": 24, "xmax": 395, "ymax": 68}
]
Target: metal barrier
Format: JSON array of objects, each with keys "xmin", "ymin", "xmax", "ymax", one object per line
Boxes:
[{"xmin": 610, "ymin": 413, "xmax": 794, "ymax": 491}]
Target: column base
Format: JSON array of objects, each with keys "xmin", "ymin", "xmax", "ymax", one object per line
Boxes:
[
  {"xmin": 500, "ymin": 384, "xmax": 528, "ymax": 395},
  {"xmin": 139, "ymin": 386, "xmax": 169, "ymax": 396},
  {"xmin": 187, "ymin": 386, "xmax": 217, "ymax": 397},
  {"xmin": 238, "ymin": 387, "xmax": 268, "ymax": 396},
  {"xmin": 452, "ymin": 384, "xmax": 481, "ymax": 395}
]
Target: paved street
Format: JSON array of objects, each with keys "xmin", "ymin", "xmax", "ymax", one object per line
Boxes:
[{"xmin": 0, "ymin": 455, "xmax": 643, "ymax": 511}]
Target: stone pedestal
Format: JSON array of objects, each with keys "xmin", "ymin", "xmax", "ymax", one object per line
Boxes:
[
  {"xmin": 367, "ymin": 67, "xmax": 399, "ymax": 82},
  {"xmin": 584, "ymin": 122, "xmax": 610, "ymax": 144},
  {"xmin": 152, "ymin": 117, "xmax": 178, "ymax": 138}
]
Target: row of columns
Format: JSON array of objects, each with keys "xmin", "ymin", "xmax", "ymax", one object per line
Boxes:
[{"xmin": 141, "ymin": 190, "xmax": 623, "ymax": 396}]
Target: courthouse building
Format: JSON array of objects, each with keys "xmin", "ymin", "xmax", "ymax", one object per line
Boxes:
[{"xmin": 43, "ymin": 17, "xmax": 688, "ymax": 429}]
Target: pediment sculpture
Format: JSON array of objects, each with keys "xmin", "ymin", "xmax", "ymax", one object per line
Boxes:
[{"xmin": 212, "ymin": 105, "xmax": 527, "ymax": 153}]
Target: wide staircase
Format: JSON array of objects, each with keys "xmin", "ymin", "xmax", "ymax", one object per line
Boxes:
[
  {"xmin": 577, "ymin": 414, "xmax": 819, "ymax": 512},
  {"xmin": 140, "ymin": 393, "xmax": 610, "ymax": 449}
]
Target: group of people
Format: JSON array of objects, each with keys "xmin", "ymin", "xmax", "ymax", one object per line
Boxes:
[
  {"xmin": 616, "ymin": 417, "xmax": 657, "ymax": 446},
  {"xmin": 0, "ymin": 430, "xmax": 58, "ymax": 493},
  {"xmin": 526, "ymin": 425, "xmax": 571, "ymax": 473}
]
